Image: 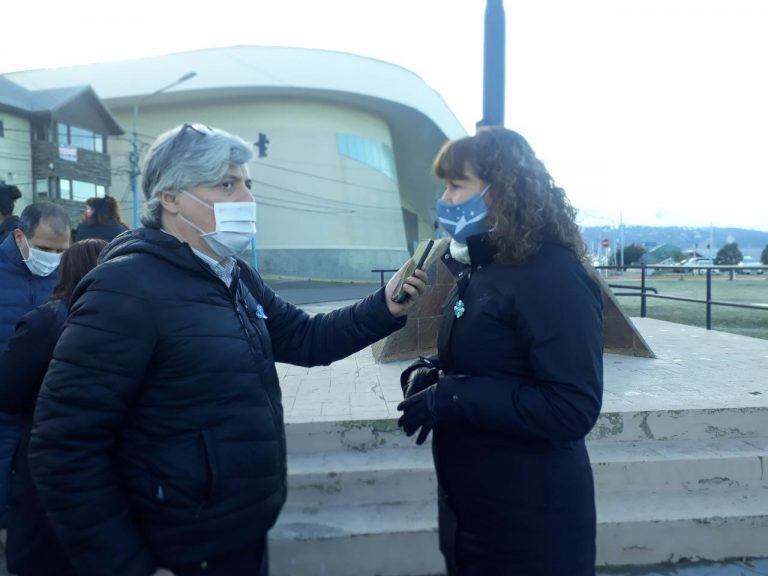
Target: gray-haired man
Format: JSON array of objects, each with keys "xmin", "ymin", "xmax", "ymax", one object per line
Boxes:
[{"xmin": 29, "ymin": 123, "xmax": 426, "ymax": 576}]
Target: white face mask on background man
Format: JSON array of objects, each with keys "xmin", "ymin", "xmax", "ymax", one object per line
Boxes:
[
  {"xmin": 22, "ymin": 235, "xmax": 62, "ymax": 276},
  {"xmin": 178, "ymin": 191, "xmax": 257, "ymax": 258}
]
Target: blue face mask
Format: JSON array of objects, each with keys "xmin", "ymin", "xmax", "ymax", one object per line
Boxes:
[{"xmin": 436, "ymin": 185, "xmax": 491, "ymax": 243}]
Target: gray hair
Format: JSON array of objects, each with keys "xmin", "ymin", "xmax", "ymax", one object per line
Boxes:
[
  {"xmin": 19, "ymin": 201, "xmax": 71, "ymax": 238},
  {"xmin": 140, "ymin": 124, "xmax": 254, "ymax": 228}
]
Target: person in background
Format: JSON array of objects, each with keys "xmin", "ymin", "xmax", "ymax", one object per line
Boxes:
[
  {"xmin": 75, "ymin": 195, "xmax": 129, "ymax": 242},
  {"xmin": 0, "ymin": 238, "xmax": 107, "ymax": 576},
  {"xmin": 0, "ymin": 201, "xmax": 70, "ymax": 529},
  {"xmin": 0, "ymin": 183, "xmax": 22, "ymax": 244},
  {"xmin": 29, "ymin": 123, "xmax": 426, "ymax": 576},
  {"xmin": 398, "ymin": 127, "xmax": 604, "ymax": 576}
]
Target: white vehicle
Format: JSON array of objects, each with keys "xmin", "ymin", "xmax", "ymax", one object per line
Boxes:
[
  {"xmin": 738, "ymin": 257, "xmax": 765, "ymax": 275},
  {"xmin": 684, "ymin": 258, "xmax": 721, "ymax": 275}
]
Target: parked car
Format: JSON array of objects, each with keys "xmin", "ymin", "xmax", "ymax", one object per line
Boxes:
[
  {"xmin": 682, "ymin": 258, "xmax": 721, "ymax": 275},
  {"xmin": 737, "ymin": 257, "xmax": 765, "ymax": 275}
]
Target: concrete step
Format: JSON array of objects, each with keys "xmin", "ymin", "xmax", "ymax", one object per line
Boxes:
[
  {"xmin": 271, "ymin": 500, "xmax": 442, "ymax": 576},
  {"xmin": 587, "ymin": 407, "xmax": 768, "ymax": 443},
  {"xmin": 596, "ymin": 488, "xmax": 768, "ymax": 565},
  {"xmin": 287, "ymin": 447, "xmax": 436, "ymax": 507},
  {"xmin": 285, "ymin": 407, "xmax": 768, "ymax": 455},
  {"xmin": 285, "ymin": 437, "xmax": 768, "ymax": 508},
  {"xmin": 590, "ymin": 437, "xmax": 768, "ymax": 493},
  {"xmin": 271, "ymin": 489, "xmax": 768, "ymax": 576}
]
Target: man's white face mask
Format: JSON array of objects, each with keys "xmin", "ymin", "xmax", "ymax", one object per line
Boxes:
[
  {"xmin": 21, "ymin": 235, "xmax": 62, "ymax": 277},
  {"xmin": 178, "ymin": 191, "xmax": 257, "ymax": 258}
]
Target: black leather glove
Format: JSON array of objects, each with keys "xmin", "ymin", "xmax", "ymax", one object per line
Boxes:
[
  {"xmin": 401, "ymin": 366, "xmax": 439, "ymax": 399},
  {"xmin": 397, "ymin": 384, "xmax": 437, "ymax": 445},
  {"xmin": 400, "ymin": 355, "xmax": 440, "ymax": 398}
]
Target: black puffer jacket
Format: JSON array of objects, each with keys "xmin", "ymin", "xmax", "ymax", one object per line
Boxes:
[
  {"xmin": 0, "ymin": 299, "xmax": 75, "ymax": 576},
  {"xmin": 29, "ymin": 228, "xmax": 406, "ymax": 576}
]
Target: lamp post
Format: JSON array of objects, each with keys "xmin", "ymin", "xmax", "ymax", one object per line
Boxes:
[
  {"xmin": 478, "ymin": 0, "xmax": 506, "ymax": 128},
  {"xmin": 130, "ymin": 71, "xmax": 197, "ymax": 228}
]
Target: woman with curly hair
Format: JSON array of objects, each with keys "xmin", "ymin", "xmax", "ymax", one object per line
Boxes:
[{"xmin": 398, "ymin": 127, "xmax": 603, "ymax": 576}]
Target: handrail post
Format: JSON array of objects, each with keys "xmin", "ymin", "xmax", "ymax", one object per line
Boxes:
[
  {"xmin": 640, "ymin": 264, "xmax": 647, "ymax": 318},
  {"xmin": 706, "ymin": 268, "xmax": 712, "ymax": 330}
]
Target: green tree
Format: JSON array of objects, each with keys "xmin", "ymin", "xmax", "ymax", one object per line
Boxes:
[
  {"xmin": 612, "ymin": 243, "xmax": 647, "ymax": 266},
  {"xmin": 715, "ymin": 242, "xmax": 743, "ymax": 265},
  {"xmin": 761, "ymin": 245, "xmax": 768, "ymax": 265}
]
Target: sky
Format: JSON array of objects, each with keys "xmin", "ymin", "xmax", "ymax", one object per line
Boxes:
[{"xmin": 2, "ymin": 0, "xmax": 767, "ymax": 231}]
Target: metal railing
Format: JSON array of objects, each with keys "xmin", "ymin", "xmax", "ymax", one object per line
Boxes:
[
  {"xmin": 596, "ymin": 264, "xmax": 768, "ymax": 330},
  {"xmin": 372, "ymin": 268, "xmax": 399, "ymax": 287}
]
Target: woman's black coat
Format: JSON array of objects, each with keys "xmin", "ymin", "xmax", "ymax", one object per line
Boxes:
[
  {"xmin": 27, "ymin": 228, "xmax": 406, "ymax": 576},
  {"xmin": 0, "ymin": 299, "xmax": 76, "ymax": 576},
  {"xmin": 74, "ymin": 220, "xmax": 129, "ymax": 243},
  {"xmin": 424, "ymin": 234, "xmax": 603, "ymax": 576}
]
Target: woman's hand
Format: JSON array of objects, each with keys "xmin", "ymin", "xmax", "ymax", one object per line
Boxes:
[
  {"xmin": 397, "ymin": 384, "xmax": 438, "ymax": 445},
  {"xmin": 385, "ymin": 262, "xmax": 429, "ymax": 318},
  {"xmin": 401, "ymin": 366, "xmax": 439, "ymax": 398}
]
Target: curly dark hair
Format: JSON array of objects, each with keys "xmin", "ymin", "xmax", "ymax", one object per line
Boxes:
[{"xmin": 433, "ymin": 127, "xmax": 586, "ymax": 265}]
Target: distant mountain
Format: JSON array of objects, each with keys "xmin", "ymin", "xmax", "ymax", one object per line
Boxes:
[{"xmin": 581, "ymin": 226, "xmax": 768, "ymax": 258}]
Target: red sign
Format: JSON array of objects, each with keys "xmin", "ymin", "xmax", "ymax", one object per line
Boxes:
[{"xmin": 601, "ymin": 239, "xmax": 610, "ymax": 248}]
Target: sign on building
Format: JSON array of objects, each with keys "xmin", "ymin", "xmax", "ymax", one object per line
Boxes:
[{"xmin": 58, "ymin": 146, "xmax": 78, "ymax": 162}]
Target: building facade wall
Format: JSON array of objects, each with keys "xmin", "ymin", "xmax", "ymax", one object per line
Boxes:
[
  {"xmin": 109, "ymin": 98, "xmax": 411, "ymax": 280},
  {"xmin": 0, "ymin": 112, "xmax": 33, "ymax": 212}
]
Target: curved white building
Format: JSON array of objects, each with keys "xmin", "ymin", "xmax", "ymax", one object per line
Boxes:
[{"xmin": 5, "ymin": 46, "xmax": 466, "ymax": 279}]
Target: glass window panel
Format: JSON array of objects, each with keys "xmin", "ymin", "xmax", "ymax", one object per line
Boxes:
[
  {"xmin": 372, "ymin": 142, "xmax": 385, "ymax": 173},
  {"xmin": 94, "ymin": 134, "xmax": 104, "ymax": 153},
  {"xmin": 58, "ymin": 123, "xmax": 69, "ymax": 144},
  {"xmin": 96, "ymin": 185, "xmax": 106, "ymax": 198},
  {"xmin": 70, "ymin": 126, "xmax": 94, "ymax": 151},
  {"xmin": 336, "ymin": 133, "xmax": 397, "ymax": 182},
  {"xmin": 72, "ymin": 180, "xmax": 96, "ymax": 202},
  {"xmin": 35, "ymin": 179, "xmax": 49, "ymax": 193},
  {"xmin": 59, "ymin": 179, "xmax": 71, "ymax": 200},
  {"xmin": 336, "ymin": 133, "xmax": 348, "ymax": 156}
]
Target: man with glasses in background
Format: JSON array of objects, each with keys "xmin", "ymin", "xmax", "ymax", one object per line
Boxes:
[{"xmin": 29, "ymin": 123, "xmax": 426, "ymax": 576}]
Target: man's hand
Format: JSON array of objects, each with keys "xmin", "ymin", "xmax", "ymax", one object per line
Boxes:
[{"xmin": 385, "ymin": 262, "xmax": 428, "ymax": 318}]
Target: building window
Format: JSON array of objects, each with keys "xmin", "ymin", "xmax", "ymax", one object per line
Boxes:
[
  {"xmin": 59, "ymin": 179, "xmax": 71, "ymax": 200},
  {"xmin": 34, "ymin": 123, "xmax": 47, "ymax": 141},
  {"xmin": 73, "ymin": 180, "xmax": 95, "ymax": 201},
  {"xmin": 57, "ymin": 123, "xmax": 105, "ymax": 153},
  {"xmin": 35, "ymin": 178, "xmax": 50, "ymax": 199},
  {"xmin": 57, "ymin": 123, "xmax": 69, "ymax": 144},
  {"xmin": 336, "ymin": 133, "xmax": 398, "ymax": 181}
]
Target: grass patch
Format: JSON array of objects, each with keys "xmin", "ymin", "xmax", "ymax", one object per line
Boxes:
[{"xmin": 604, "ymin": 273, "xmax": 768, "ymax": 340}]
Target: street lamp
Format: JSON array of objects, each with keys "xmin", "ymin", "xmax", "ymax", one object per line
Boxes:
[
  {"xmin": 130, "ymin": 71, "xmax": 197, "ymax": 228},
  {"xmin": 478, "ymin": 0, "xmax": 506, "ymax": 128}
]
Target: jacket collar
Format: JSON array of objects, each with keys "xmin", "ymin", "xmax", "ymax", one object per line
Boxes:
[
  {"xmin": 0, "ymin": 216, "xmax": 20, "ymax": 237},
  {"xmin": 465, "ymin": 232, "xmax": 497, "ymax": 268},
  {"xmin": 0, "ymin": 233, "xmax": 27, "ymax": 273}
]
